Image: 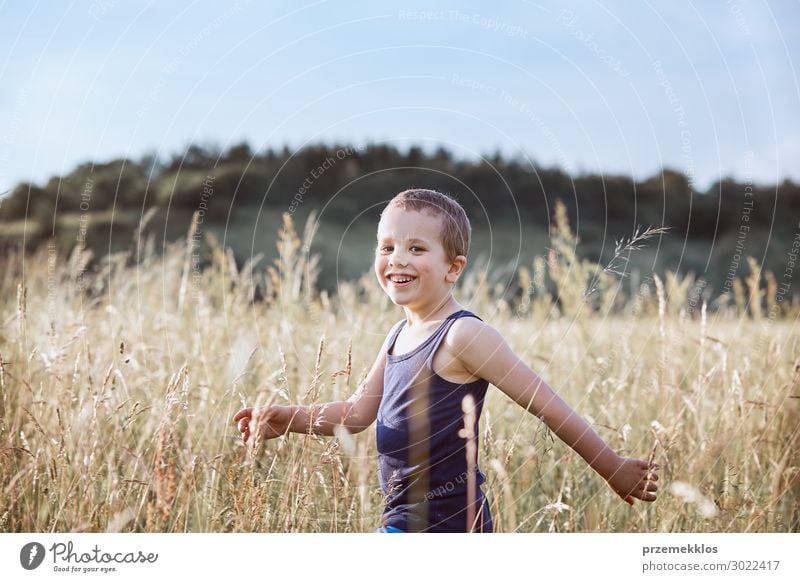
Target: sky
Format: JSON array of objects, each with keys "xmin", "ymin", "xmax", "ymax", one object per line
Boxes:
[{"xmin": 1, "ymin": 0, "xmax": 798, "ymax": 194}]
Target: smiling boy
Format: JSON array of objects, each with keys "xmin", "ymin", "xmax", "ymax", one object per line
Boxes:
[{"xmin": 233, "ymin": 188, "xmax": 659, "ymax": 532}]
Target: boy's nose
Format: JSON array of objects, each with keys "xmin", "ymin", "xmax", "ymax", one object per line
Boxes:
[{"xmin": 389, "ymin": 251, "xmax": 408, "ymax": 267}]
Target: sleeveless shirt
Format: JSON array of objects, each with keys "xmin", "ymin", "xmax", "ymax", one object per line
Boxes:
[{"xmin": 377, "ymin": 309, "xmax": 493, "ymax": 532}]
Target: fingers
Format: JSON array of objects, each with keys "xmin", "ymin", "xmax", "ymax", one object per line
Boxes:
[
  {"xmin": 636, "ymin": 477, "xmax": 659, "ymax": 501},
  {"xmin": 233, "ymin": 406, "xmax": 281, "ymax": 446},
  {"xmin": 625, "ymin": 488, "xmax": 657, "ymax": 503},
  {"xmin": 238, "ymin": 421, "xmax": 250, "ymax": 443},
  {"xmin": 615, "ymin": 460, "xmax": 661, "ymax": 504},
  {"xmin": 234, "ymin": 408, "xmax": 255, "ymax": 443},
  {"xmin": 233, "ymin": 408, "xmax": 252, "ymax": 422},
  {"xmin": 641, "ymin": 460, "xmax": 661, "ymax": 486},
  {"xmin": 639, "ymin": 466, "xmax": 659, "ymax": 490}
]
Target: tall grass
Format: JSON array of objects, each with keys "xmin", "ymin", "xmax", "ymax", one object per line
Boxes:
[{"xmin": 1, "ymin": 204, "xmax": 798, "ymax": 532}]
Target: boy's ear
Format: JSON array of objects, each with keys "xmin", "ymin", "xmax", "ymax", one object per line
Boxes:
[{"xmin": 446, "ymin": 255, "xmax": 467, "ymax": 284}]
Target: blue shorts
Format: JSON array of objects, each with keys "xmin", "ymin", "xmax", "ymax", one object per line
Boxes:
[{"xmin": 375, "ymin": 525, "xmax": 405, "ymax": 533}]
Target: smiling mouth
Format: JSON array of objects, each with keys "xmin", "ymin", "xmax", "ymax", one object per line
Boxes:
[{"xmin": 387, "ymin": 275, "xmax": 416, "ymax": 286}]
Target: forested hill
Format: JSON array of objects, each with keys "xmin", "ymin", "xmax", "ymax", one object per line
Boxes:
[{"xmin": 1, "ymin": 142, "xmax": 797, "ymax": 298}]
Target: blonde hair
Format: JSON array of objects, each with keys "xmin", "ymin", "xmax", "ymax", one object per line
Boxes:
[{"xmin": 383, "ymin": 189, "xmax": 471, "ymax": 261}]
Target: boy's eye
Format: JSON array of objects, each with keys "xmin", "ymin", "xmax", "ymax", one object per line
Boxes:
[{"xmin": 377, "ymin": 245, "xmax": 425, "ymax": 253}]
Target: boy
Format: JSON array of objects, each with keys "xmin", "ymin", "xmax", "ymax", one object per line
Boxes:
[{"xmin": 233, "ymin": 189, "xmax": 659, "ymax": 532}]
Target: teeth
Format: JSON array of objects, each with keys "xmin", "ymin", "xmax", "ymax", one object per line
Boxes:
[{"xmin": 390, "ymin": 275, "xmax": 413, "ymax": 283}]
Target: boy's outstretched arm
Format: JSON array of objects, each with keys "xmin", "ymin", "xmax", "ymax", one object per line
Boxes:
[
  {"xmin": 233, "ymin": 321, "xmax": 402, "ymax": 443},
  {"xmin": 451, "ymin": 319, "xmax": 660, "ymax": 505}
]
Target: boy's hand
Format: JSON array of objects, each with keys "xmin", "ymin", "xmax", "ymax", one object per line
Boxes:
[
  {"xmin": 233, "ymin": 405, "xmax": 291, "ymax": 443},
  {"xmin": 604, "ymin": 456, "xmax": 660, "ymax": 505}
]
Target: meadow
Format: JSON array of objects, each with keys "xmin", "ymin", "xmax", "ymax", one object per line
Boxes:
[{"xmin": 1, "ymin": 208, "xmax": 797, "ymax": 533}]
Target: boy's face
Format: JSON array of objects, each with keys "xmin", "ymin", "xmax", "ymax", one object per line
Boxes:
[{"xmin": 374, "ymin": 206, "xmax": 466, "ymax": 313}]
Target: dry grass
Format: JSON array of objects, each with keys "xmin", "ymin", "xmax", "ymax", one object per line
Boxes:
[{"xmin": 0, "ymin": 206, "xmax": 798, "ymax": 532}]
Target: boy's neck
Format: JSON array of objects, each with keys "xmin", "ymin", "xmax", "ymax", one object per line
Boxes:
[{"xmin": 403, "ymin": 295, "xmax": 463, "ymax": 328}]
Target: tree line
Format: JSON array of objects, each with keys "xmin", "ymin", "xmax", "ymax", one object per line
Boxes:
[{"xmin": 1, "ymin": 141, "xmax": 798, "ymax": 288}]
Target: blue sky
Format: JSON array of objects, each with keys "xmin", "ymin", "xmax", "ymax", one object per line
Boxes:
[{"xmin": 1, "ymin": 0, "xmax": 798, "ymax": 193}]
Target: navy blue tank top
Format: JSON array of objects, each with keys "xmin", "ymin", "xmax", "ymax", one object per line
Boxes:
[{"xmin": 377, "ymin": 309, "xmax": 493, "ymax": 532}]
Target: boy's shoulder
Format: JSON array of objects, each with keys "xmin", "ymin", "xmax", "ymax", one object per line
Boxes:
[
  {"xmin": 450, "ymin": 312, "xmax": 487, "ymax": 333},
  {"xmin": 445, "ymin": 314, "xmax": 505, "ymax": 352},
  {"xmin": 444, "ymin": 313, "xmax": 517, "ymax": 381}
]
